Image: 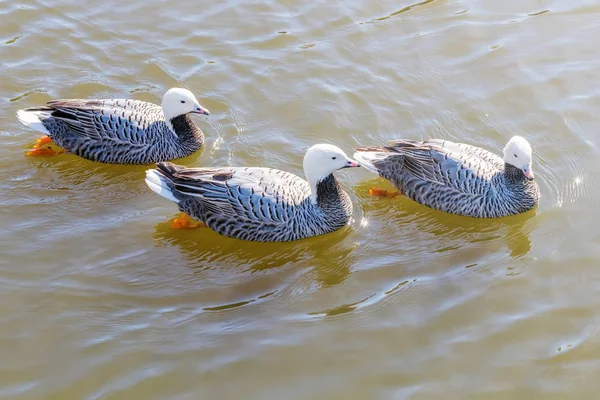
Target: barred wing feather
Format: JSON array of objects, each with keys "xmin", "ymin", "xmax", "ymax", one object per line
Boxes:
[
  {"xmin": 168, "ymin": 167, "xmax": 309, "ymax": 223},
  {"xmin": 45, "ymin": 99, "xmax": 166, "ymax": 144},
  {"xmin": 386, "ymin": 139, "xmax": 504, "ymax": 195}
]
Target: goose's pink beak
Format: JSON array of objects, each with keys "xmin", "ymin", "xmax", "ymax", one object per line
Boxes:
[
  {"xmin": 343, "ymin": 159, "xmax": 361, "ymax": 168},
  {"xmin": 522, "ymin": 167, "xmax": 534, "ymax": 180},
  {"xmin": 192, "ymin": 106, "xmax": 210, "ymax": 116}
]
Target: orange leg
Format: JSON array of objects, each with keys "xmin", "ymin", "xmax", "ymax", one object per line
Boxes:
[
  {"xmin": 33, "ymin": 136, "xmax": 53, "ymax": 148},
  {"xmin": 171, "ymin": 213, "xmax": 207, "ymax": 229},
  {"xmin": 369, "ymin": 187, "xmax": 402, "ymax": 198},
  {"xmin": 26, "ymin": 136, "xmax": 65, "ymax": 157},
  {"xmin": 26, "ymin": 146, "xmax": 65, "ymax": 157}
]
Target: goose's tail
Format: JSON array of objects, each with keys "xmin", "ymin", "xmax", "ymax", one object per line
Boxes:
[
  {"xmin": 145, "ymin": 162, "xmax": 185, "ymax": 203},
  {"xmin": 16, "ymin": 108, "xmax": 52, "ymax": 135},
  {"xmin": 353, "ymin": 147, "xmax": 390, "ymax": 174}
]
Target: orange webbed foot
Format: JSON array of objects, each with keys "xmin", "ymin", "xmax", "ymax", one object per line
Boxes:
[
  {"xmin": 171, "ymin": 213, "xmax": 207, "ymax": 229},
  {"xmin": 26, "ymin": 147, "xmax": 65, "ymax": 157},
  {"xmin": 368, "ymin": 187, "xmax": 402, "ymax": 198},
  {"xmin": 27, "ymin": 136, "xmax": 64, "ymax": 157},
  {"xmin": 33, "ymin": 136, "xmax": 54, "ymax": 149}
]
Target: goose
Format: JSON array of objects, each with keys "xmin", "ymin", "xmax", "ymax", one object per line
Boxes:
[
  {"xmin": 145, "ymin": 143, "xmax": 361, "ymax": 242},
  {"xmin": 16, "ymin": 87, "xmax": 209, "ymax": 164},
  {"xmin": 353, "ymin": 136, "xmax": 540, "ymax": 218}
]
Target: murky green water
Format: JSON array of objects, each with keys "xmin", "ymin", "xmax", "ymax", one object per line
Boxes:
[{"xmin": 1, "ymin": 0, "xmax": 600, "ymax": 398}]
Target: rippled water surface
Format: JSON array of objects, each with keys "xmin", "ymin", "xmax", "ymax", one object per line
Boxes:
[{"xmin": 2, "ymin": 0, "xmax": 600, "ymax": 398}]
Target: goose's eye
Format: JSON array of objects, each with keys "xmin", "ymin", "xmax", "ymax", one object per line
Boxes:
[
  {"xmin": 180, "ymin": 100, "xmax": 186, "ymax": 104},
  {"xmin": 514, "ymin": 153, "xmax": 518, "ymax": 158},
  {"xmin": 332, "ymin": 157, "xmax": 337, "ymax": 160}
]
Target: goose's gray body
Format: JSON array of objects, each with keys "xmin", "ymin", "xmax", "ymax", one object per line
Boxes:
[
  {"xmin": 18, "ymin": 99, "xmax": 204, "ymax": 164},
  {"xmin": 354, "ymin": 139, "xmax": 540, "ymax": 218},
  {"xmin": 146, "ymin": 162, "xmax": 355, "ymax": 242},
  {"xmin": 16, "ymin": 88, "xmax": 209, "ymax": 164}
]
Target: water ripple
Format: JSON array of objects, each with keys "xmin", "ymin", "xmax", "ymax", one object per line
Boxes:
[{"xmin": 2, "ymin": 0, "xmax": 600, "ymax": 397}]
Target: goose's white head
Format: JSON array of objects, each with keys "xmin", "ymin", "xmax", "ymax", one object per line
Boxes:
[
  {"xmin": 161, "ymin": 87, "xmax": 210, "ymax": 122},
  {"xmin": 302, "ymin": 143, "xmax": 360, "ymax": 203},
  {"xmin": 503, "ymin": 135, "xmax": 534, "ymax": 180}
]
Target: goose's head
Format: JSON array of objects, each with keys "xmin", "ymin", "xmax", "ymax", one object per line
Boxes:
[
  {"xmin": 303, "ymin": 143, "xmax": 360, "ymax": 202},
  {"xmin": 161, "ymin": 87, "xmax": 210, "ymax": 121},
  {"xmin": 503, "ymin": 135, "xmax": 534, "ymax": 181}
]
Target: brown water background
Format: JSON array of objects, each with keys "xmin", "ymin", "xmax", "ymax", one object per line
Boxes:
[{"xmin": 1, "ymin": 0, "xmax": 600, "ymax": 398}]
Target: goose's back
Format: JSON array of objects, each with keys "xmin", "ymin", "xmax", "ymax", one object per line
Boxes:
[
  {"xmin": 38, "ymin": 99, "xmax": 188, "ymax": 164},
  {"xmin": 168, "ymin": 166, "xmax": 327, "ymax": 241},
  {"xmin": 374, "ymin": 139, "xmax": 527, "ymax": 217}
]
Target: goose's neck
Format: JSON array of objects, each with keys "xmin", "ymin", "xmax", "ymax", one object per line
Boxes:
[
  {"xmin": 504, "ymin": 163, "xmax": 528, "ymax": 185},
  {"xmin": 503, "ymin": 163, "xmax": 540, "ymax": 211},
  {"xmin": 309, "ymin": 174, "xmax": 343, "ymax": 207},
  {"xmin": 168, "ymin": 114, "xmax": 204, "ymax": 145}
]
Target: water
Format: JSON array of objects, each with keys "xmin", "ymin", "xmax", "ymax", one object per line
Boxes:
[{"xmin": 1, "ymin": 0, "xmax": 600, "ymax": 398}]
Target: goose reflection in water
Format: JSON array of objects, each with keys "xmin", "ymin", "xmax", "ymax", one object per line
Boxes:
[
  {"xmin": 355, "ymin": 178, "xmax": 536, "ymax": 262},
  {"xmin": 151, "ymin": 215, "xmax": 358, "ymax": 285}
]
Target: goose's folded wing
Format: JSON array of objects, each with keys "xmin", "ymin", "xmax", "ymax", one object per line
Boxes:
[
  {"xmin": 386, "ymin": 139, "xmax": 503, "ymax": 195},
  {"xmin": 45, "ymin": 99, "xmax": 166, "ymax": 144},
  {"xmin": 167, "ymin": 166, "xmax": 310, "ymax": 223}
]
